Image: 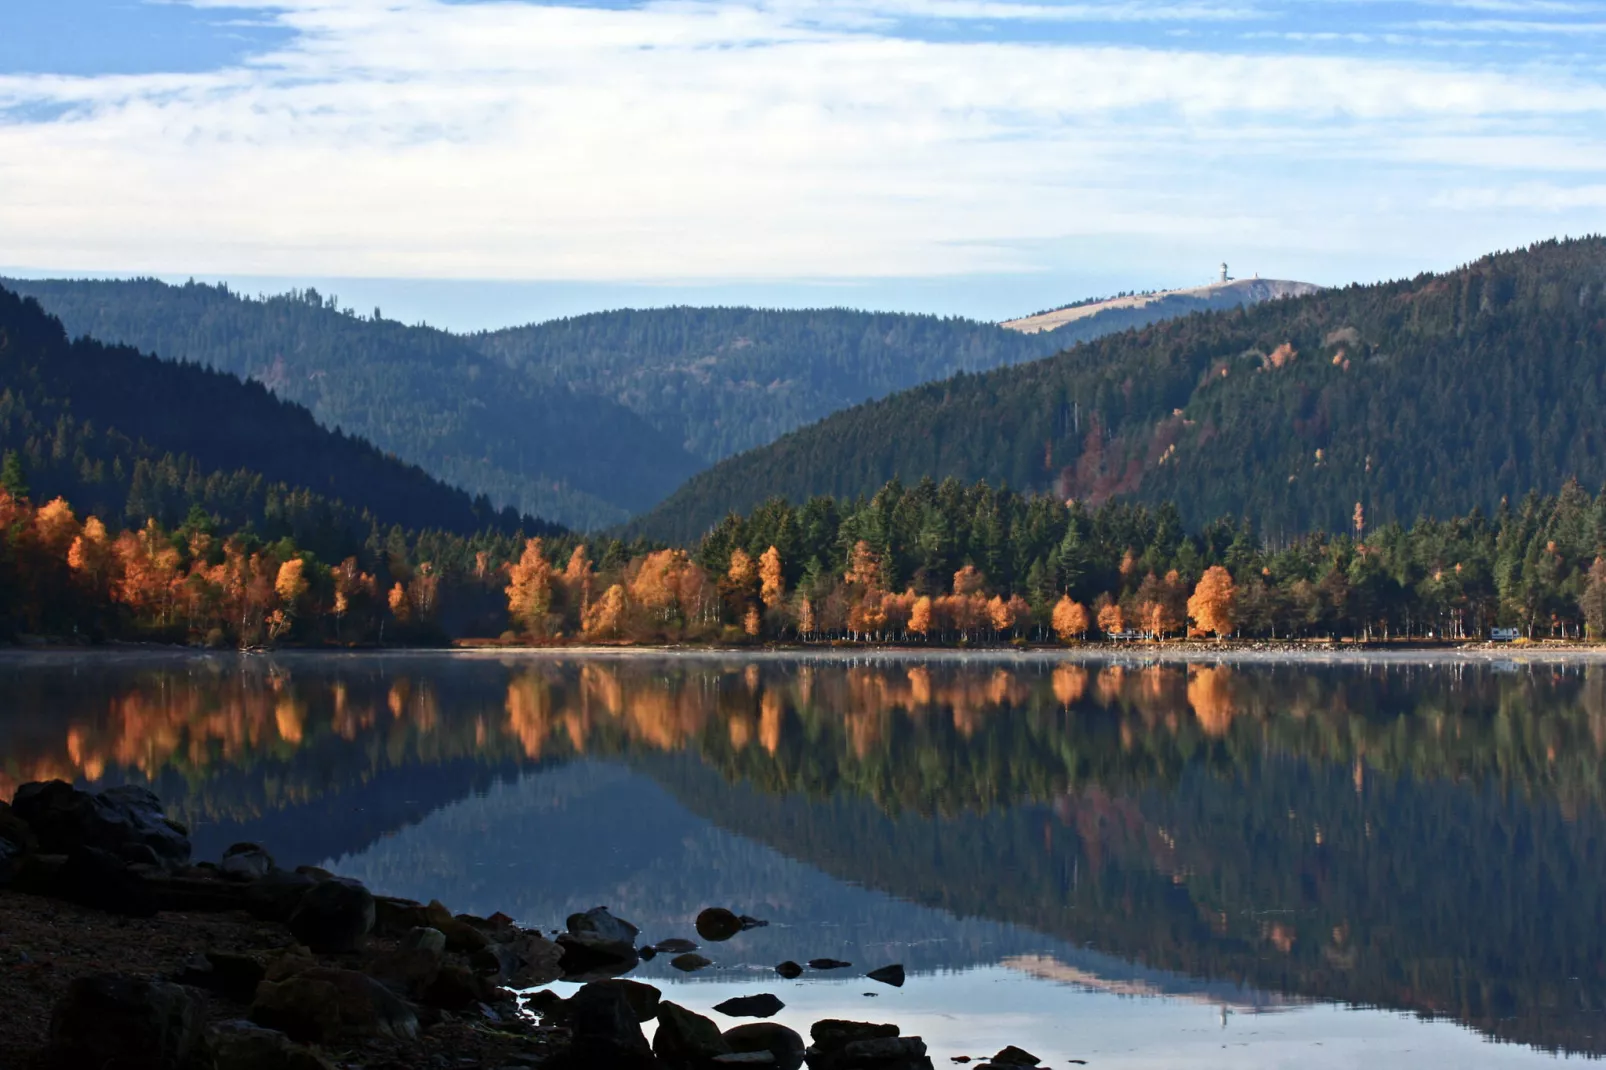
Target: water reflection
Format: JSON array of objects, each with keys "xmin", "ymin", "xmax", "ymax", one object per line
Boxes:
[{"xmin": 2, "ymin": 652, "xmax": 1605, "ymax": 1059}]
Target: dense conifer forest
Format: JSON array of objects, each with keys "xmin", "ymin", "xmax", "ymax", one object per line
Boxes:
[
  {"xmin": 9, "ymin": 276, "xmax": 1300, "ymax": 526},
  {"xmin": 3, "ymin": 278, "xmax": 701, "ymax": 529},
  {"xmin": 635, "ymin": 238, "xmax": 1606, "ymax": 543}
]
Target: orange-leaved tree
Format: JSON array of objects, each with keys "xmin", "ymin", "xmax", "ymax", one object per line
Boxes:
[
  {"xmin": 1187, "ymin": 565, "xmax": 1237, "ymax": 638},
  {"xmin": 506, "ymin": 538, "xmax": 555, "ymax": 637},
  {"xmin": 1052, "ymin": 595, "xmax": 1089, "ymax": 642}
]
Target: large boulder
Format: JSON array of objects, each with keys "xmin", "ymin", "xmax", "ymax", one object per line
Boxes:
[
  {"xmin": 568, "ymin": 905, "xmax": 640, "ymax": 945},
  {"xmin": 41, "ymin": 973, "xmax": 207, "ymax": 1070},
  {"xmin": 207, "ymin": 1020, "xmax": 335, "ymax": 1070},
  {"xmin": 551, "ymin": 981, "xmax": 659, "ymax": 1070},
  {"xmin": 655, "ymin": 1001, "xmax": 731, "ymax": 1069},
  {"xmin": 55, "ymin": 845, "xmax": 158, "ymax": 917},
  {"xmin": 558, "ymin": 932, "xmax": 640, "ymax": 980},
  {"xmin": 725, "ymin": 1023, "xmax": 806, "ymax": 1070},
  {"xmin": 13, "ymin": 781, "xmax": 191, "ymax": 869},
  {"xmin": 804, "ymin": 1021, "xmax": 931, "ymax": 1070},
  {"xmin": 250, "ymin": 966, "xmax": 418, "ymax": 1044},
  {"xmin": 287, "ymin": 877, "xmax": 374, "ymax": 953},
  {"xmin": 714, "ymin": 993, "xmax": 784, "ymax": 1018},
  {"xmin": 586, "ymin": 978, "xmax": 662, "ymax": 1022},
  {"xmin": 245, "ymin": 868, "xmax": 318, "ymax": 921}
]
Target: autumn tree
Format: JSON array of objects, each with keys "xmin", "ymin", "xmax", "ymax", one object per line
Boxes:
[
  {"xmin": 1095, "ymin": 594, "xmax": 1124, "ymax": 637},
  {"xmin": 583, "ymin": 583, "xmax": 627, "ymax": 639},
  {"xmin": 909, "ymin": 595, "xmax": 933, "ymax": 639},
  {"xmin": 1052, "ymin": 595, "xmax": 1089, "ymax": 642},
  {"xmin": 759, "ymin": 546, "xmax": 785, "ymax": 608},
  {"xmin": 1188, "ymin": 565, "xmax": 1237, "ymax": 638},
  {"xmin": 1583, "ymin": 557, "xmax": 1606, "ymax": 639},
  {"xmin": 506, "ymin": 538, "xmax": 555, "ymax": 638}
]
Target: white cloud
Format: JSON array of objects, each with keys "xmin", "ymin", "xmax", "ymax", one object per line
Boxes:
[{"xmin": 1, "ymin": 0, "xmax": 1604, "ymax": 281}]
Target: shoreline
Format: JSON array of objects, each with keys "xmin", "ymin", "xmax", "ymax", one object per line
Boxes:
[{"xmin": 4, "ymin": 639, "xmax": 1606, "ymax": 667}]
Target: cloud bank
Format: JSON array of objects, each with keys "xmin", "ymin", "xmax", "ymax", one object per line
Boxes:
[{"xmin": 2, "ymin": 0, "xmax": 1604, "ymax": 282}]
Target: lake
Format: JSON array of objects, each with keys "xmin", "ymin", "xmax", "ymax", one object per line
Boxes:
[{"xmin": 3, "ymin": 649, "xmax": 1604, "ymax": 1067}]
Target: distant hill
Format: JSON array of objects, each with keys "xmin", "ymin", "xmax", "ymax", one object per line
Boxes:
[
  {"xmin": 2, "ymin": 278, "xmax": 700, "ymax": 530},
  {"xmin": 1001, "ymin": 277, "xmax": 1318, "ymax": 335},
  {"xmin": 632, "ymin": 237, "xmax": 1606, "ymax": 543},
  {"xmin": 0, "ymin": 285, "xmax": 557, "ymax": 546}
]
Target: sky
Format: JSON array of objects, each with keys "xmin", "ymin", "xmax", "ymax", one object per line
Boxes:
[{"xmin": 2, "ymin": 0, "xmax": 1604, "ymax": 330}]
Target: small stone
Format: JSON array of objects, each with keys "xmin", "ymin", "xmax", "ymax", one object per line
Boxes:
[
  {"xmin": 867, "ymin": 964, "xmax": 905, "ymax": 987},
  {"xmin": 670, "ymin": 952, "xmax": 713, "ymax": 972},
  {"xmin": 221, "ymin": 842, "xmax": 274, "ymax": 881},
  {"xmin": 775, "ymin": 961, "xmax": 804, "ymax": 979},
  {"xmin": 696, "ymin": 907, "xmax": 743, "ymax": 942},
  {"xmin": 653, "ymin": 937, "xmax": 700, "ymax": 953},
  {"xmin": 640, "ymin": 945, "xmax": 658, "ymax": 961},
  {"xmin": 655, "ymin": 1001, "xmax": 732, "ymax": 1069},
  {"xmin": 989, "ymin": 1045, "xmax": 1040, "ymax": 1066},
  {"xmin": 724, "ymin": 1022, "xmax": 806, "ymax": 1070},
  {"xmin": 714, "ymin": 993, "xmax": 785, "ymax": 1018},
  {"xmin": 251, "ymin": 966, "xmax": 418, "ymax": 1043},
  {"xmin": 287, "ymin": 877, "xmax": 374, "ymax": 953},
  {"xmin": 808, "ymin": 958, "xmax": 852, "ymax": 970},
  {"xmin": 202, "ymin": 951, "xmax": 269, "ymax": 1001}
]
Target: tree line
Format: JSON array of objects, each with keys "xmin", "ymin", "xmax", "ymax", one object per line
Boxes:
[{"xmin": 11, "ymin": 459, "xmax": 1606, "ymax": 645}]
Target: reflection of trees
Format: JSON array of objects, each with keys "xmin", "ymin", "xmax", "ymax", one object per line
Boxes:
[{"xmin": 9, "ymin": 657, "xmax": 1606, "ymax": 1054}]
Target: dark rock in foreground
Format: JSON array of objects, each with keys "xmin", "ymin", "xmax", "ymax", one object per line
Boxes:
[
  {"xmin": 726, "ymin": 1022, "xmax": 807, "ymax": 1070},
  {"xmin": 42, "ymin": 973, "xmax": 206, "ymax": 1070},
  {"xmin": 287, "ymin": 877, "xmax": 375, "ymax": 953},
  {"xmin": 656, "ymin": 1000, "xmax": 732, "ymax": 1068}
]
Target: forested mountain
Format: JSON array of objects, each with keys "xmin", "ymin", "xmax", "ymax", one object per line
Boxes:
[
  {"xmin": 469, "ymin": 288, "xmax": 1310, "ymax": 464},
  {"xmin": 635, "ymin": 238, "xmax": 1606, "ymax": 543},
  {"xmin": 0, "ymin": 285, "xmax": 554, "ymax": 545},
  {"xmin": 8, "ymin": 278, "xmax": 1307, "ymax": 529},
  {"xmin": 3, "ymin": 278, "xmax": 700, "ymax": 529}
]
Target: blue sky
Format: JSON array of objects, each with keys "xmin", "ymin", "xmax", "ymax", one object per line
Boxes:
[{"xmin": 3, "ymin": 0, "xmax": 1604, "ymax": 330}]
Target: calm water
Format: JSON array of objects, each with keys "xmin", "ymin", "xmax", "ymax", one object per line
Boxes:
[{"xmin": 3, "ymin": 650, "xmax": 1605, "ymax": 1067}]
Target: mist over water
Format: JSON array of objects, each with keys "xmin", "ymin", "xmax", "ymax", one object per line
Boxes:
[{"xmin": 3, "ymin": 650, "xmax": 1603, "ymax": 1066}]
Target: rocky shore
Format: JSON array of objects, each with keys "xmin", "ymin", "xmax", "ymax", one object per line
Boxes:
[{"xmin": 0, "ymin": 780, "xmax": 1043, "ymax": 1070}]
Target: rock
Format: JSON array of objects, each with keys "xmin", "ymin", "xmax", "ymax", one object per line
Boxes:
[
  {"xmin": 655, "ymin": 1001, "xmax": 732, "ymax": 1068},
  {"xmin": 294, "ymin": 865, "xmax": 333, "ymax": 882},
  {"xmin": 586, "ymin": 978, "xmax": 662, "ymax": 1022},
  {"xmin": 808, "ymin": 959, "xmax": 852, "ymax": 970},
  {"xmin": 523, "ymin": 988, "xmax": 567, "ymax": 1020},
  {"xmin": 809, "ymin": 1021, "xmax": 900, "ymax": 1048},
  {"xmin": 0, "ymin": 836, "xmax": 23, "ymax": 885},
  {"xmin": 0, "ymin": 801, "xmax": 38, "ymax": 853},
  {"xmin": 696, "ymin": 907, "xmax": 743, "ymax": 942},
  {"xmin": 208, "ymin": 1019, "xmax": 335, "ymax": 1070},
  {"xmin": 244, "ymin": 869, "xmax": 318, "ymax": 922},
  {"xmin": 286, "ymin": 876, "xmax": 374, "ymax": 953},
  {"xmin": 714, "ymin": 993, "xmax": 785, "ymax": 1018},
  {"xmin": 558, "ymin": 931, "xmax": 641, "ymax": 980},
  {"xmin": 987, "ymin": 1046, "xmax": 1039, "ymax": 1067},
  {"xmin": 41, "ymin": 973, "xmax": 206, "ymax": 1070},
  {"xmin": 372, "ymin": 895, "xmax": 430, "ymax": 936},
  {"xmin": 420, "ymin": 962, "xmax": 496, "ymax": 1010},
  {"xmin": 404, "ymin": 926, "xmax": 448, "ymax": 954},
  {"xmin": 250, "ymin": 966, "xmax": 418, "ymax": 1043},
  {"xmin": 56, "ymin": 845, "xmax": 158, "ymax": 917},
  {"xmin": 180, "ymin": 951, "xmax": 269, "ymax": 1002},
  {"xmin": 640, "ymin": 944, "xmax": 659, "ymax": 961},
  {"xmin": 568, "ymin": 905, "xmax": 640, "ymax": 946},
  {"xmin": 489, "ymin": 928, "xmax": 566, "ymax": 988},
  {"xmin": 13, "ymin": 780, "xmax": 191, "ymax": 869},
  {"xmin": 221, "ymin": 843, "xmax": 275, "ymax": 882},
  {"xmin": 725, "ymin": 1023, "xmax": 806, "ymax": 1070},
  {"xmin": 776, "ymin": 961, "xmax": 804, "ymax": 979},
  {"xmin": 144, "ymin": 873, "xmax": 251, "ymax": 913},
  {"xmin": 670, "ymin": 952, "xmax": 713, "ymax": 972},
  {"xmin": 740, "ymin": 915, "xmax": 770, "ymax": 930},
  {"xmin": 866, "ymin": 964, "xmax": 905, "ymax": 988},
  {"xmin": 554, "ymin": 981, "xmax": 658, "ymax": 1070},
  {"xmin": 653, "ymin": 937, "xmax": 700, "ymax": 953},
  {"xmin": 366, "ymin": 945, "xmax": 443, "ymax": 999},
  {"xmin": 424, "ymin": 899, "xmax": 491, "ymax": 952}
]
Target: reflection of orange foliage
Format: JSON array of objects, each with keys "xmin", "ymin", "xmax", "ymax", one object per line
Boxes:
[
  {"xmin": 728, "ymin": 715, "xmax": 754, "ymax": 750},
  {"xmin": 1187, "ymin": 666, "xmax": 1237, "ymax": 736},
  {"xmin": 907, "ymin": 666, "xmax": 933, "ymax": 706},
  {"xmin": 759, "ymin": 691, "xmax": 784, "ymax": 754},
  {"xmin": 1264, "ymin": 921, "xmax": 1297, "ymax": 953},
  {"xmin": 1095, "ymin": 666, "xmax": 1126, "ymax": 705},
  {"xmin": 1052, "ymin": 666, "xmax": 1088, "ymax": 707},
  {"xmin": 505, "ymin": 676, "xmax": 554, "ymax": 758}
]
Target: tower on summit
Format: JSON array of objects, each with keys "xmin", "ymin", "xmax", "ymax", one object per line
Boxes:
[{"xmin": 1219, "ymin": 262, "xmax": 1231, "ymax": 284}]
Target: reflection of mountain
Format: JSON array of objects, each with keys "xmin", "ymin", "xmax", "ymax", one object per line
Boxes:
[
  {"xmin": 4, "ymin": 653, "xmax": 1605, "ymax": 1055},
  {"xmin": 639, "ymin": 746, "xmax": 1606, "ymax": 1056}
]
